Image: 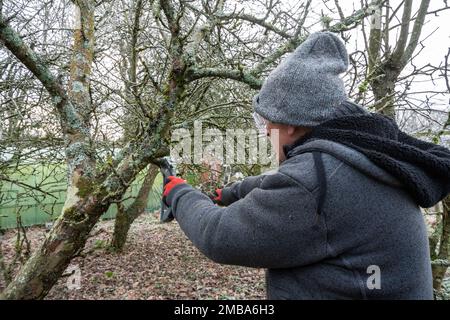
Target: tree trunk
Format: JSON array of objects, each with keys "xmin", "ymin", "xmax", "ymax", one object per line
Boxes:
[
  {"xmin": 0, "ymin": 195, "xmax": 108, "ymax": 299},
  {"xmin": 111, "ymin": 165, "xmax": 159, "ymax": 251},
  {"xmin": 111, "ymin": 203, "xmax": 129, "ymax": 252},
  {"xmin": 371, "ymin": 64, "xmax": 399, "ymax": 119},
  {"xmin": 432, "ymin": 196, "xmax": 450, "ymax": 291},
  {"xmin": 0, "ymin": 236, "xmax": 12, "ymax": 286},
  {"xmin": 0, "ymin": 0, "xmax": 185, "ymax": 300},
  {"xmin": 0, "ymin": 146, "xmax": 165, "ymax": 299},
  {"xmin": 367, "ymin": 0, "xmax": 431, "ymax": 119}
]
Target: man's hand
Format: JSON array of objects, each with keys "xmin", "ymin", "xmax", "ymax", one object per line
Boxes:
[
  {"xmin": 163, "ymin": 176, "xmax": 186, "ymax": 198},
  {"xmin": 209, "ymin": 188, "xmax": 224, "ymax": 205}
]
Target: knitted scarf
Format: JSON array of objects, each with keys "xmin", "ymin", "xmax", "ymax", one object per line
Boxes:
[{"xmin": 284, "ymin": 113, "xmax": 450, "ymax": 208}]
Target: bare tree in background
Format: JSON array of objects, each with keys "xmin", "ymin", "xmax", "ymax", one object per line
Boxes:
[
  {"xmin": 97, "ymin": 0, "xmax": 385, "ymax": 250},
  {"xmin": 111, "ymin": 164, "xmax": 159, "ymax": 251},
  {"xmin": 362, "ymin": 0, "xmax": 450, "ymax": 295},
  {"xmin": 0, "ymin": 0, "xmax": 449, "ymax": 299}
]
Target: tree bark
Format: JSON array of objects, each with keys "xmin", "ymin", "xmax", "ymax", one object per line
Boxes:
[
  {"xmin": 432, "ymin": 196, "xmax": 450, "ymax": 291},
  {"xmin": 371, "ymin": 67, "xmax": 399, "ymax": 118},
  {"xmin": 368, "ymin": 0, "xmax": 431, "ymax": 118},
  {"xmin": 0, "ymin": 0, "xmax": 176, "ymax": 298},
  {"xmin": 0, "ymin": 0, "xmax": 387, "ymax": 300},
  {"xmin": 0, "ymin": 141, "xmax": 167, "ymax": 299},
  {"xmin": 0, "ymin": 236, "xmax": 12, "ymax": 286},
  {"xmin": 111, "ymin": 165, "xmax": 159, "ymax": 251}
]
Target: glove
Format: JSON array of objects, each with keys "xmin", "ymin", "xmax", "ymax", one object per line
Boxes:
[
  {"xmin": 163, "ymin": 176, "xmax": 186, "ymax": 198},
  {"xmin": 209, "ymin": 188, "xmax": 224, "ymax": 205}
]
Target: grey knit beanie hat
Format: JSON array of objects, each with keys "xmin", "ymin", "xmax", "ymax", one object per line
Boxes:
[{"xmin": 254, "ymin": 31, "xmax": 362, "ymax": 127}]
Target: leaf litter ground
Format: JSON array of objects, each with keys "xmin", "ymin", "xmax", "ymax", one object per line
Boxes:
[{"xmin": 0, "ymin": 213, "xmax": 265, "ymax": 300}]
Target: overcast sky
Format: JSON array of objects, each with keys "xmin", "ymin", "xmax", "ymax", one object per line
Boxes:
[
  {"xmin": 294, "ymin": 0, "xmax": 450, "ymax": 113},
  {"xmin": 357, "ymin": 1, "xmax": 449, "ymax": 111}
]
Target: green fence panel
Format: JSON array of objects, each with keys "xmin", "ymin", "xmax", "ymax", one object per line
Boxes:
[{"xmin": 0, "ymin": 164, "xmax": 163, "ymax": 229}]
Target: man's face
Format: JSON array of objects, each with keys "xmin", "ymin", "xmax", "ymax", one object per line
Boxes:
[
  {"xmin": 266, "ymin": 122, "xmax": 297, "ymax": 163},
  {"xmin": 253, "ymin": 113, "xmax": 312, "ymax": 163}
]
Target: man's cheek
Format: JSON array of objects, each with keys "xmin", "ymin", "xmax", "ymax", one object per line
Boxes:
[{"xmin": 268, "ymin": 129, "xmax": 281, "ymax": 160}]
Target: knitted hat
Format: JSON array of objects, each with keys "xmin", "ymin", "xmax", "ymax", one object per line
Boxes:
[{"xmin": 254, "ymin": 32, "xmax": 358, "ymax": 127}]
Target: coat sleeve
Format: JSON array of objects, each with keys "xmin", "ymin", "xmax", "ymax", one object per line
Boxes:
[
  {"xmin": 166, "ymin": 171, "xmax": 328, "ymax": 269},
  {"xmin": 220, "ymin": 175, "xmax": 267, "ymax": 205}
]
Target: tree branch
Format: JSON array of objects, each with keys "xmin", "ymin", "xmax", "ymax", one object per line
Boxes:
[
  {"xmin": 187, "ymin": 0, "xmax": 384, "ymax": 90},
  {"xmin": 250, "ymin": 0, "xmax": 312, "ymax": 76},
  {"xmin": 217, "ymin": 12, "xmax": 291, "ymax": 39},
  {"xmin": 391, "ymin": 0, "xmax": 412, "ymax": 63},
  {"xmin": 401, "ymin": 0, "xmax": 431, "ymax": 68},
  {"xmin": 0, "ymin": 19, "xmax": 67, "ymax": 107},
  {"xmin": 368, "ymin": 1, "xmax": 383, "ymax": 74},
  {"xmin": 0, "ymin": 174, "xmax": 58, "ymax": 199},
  {"xmin": 0, "ymin": 17, "xmax": 86, "ymax": 136},
  {"xmin": 334, "ymin": 0, "xmax": 346, "ymax": 21},
  {"xmin": 68, "ymin": 0, "xmax": 95, "ymax": 126},
  {"xmin": 187, "ymin": 67, "xmax": 262, "ymax": 89},
  {"xmin": 327, "ymin": 0, "xmax": 387, "ymax": 33}
]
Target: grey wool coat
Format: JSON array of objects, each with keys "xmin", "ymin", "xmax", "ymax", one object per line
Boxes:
[{"xmin": 166, "ymin": 139, "xmax": 434, "ymax": 300}]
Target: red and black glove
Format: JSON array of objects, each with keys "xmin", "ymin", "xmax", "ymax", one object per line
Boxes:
[
  {"xmin": 209, "ymin": 188, "xmax": 224, "ymax": 205},
  {"xmin": 163, "ymin": 176, "xmax": 186, "ymax": 200}
]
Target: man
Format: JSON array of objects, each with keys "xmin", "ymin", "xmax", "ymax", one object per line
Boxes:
[{"xmin": 162, "ymin": 32, "xmax": 450, "ymax": 299}]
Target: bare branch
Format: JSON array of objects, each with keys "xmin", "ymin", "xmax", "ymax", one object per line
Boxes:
[
  {"xmin": 391, "ymin": 0, "xmax": 412, "ymax": 63},
  {"xmin": 0, "ymin": 18, "xmax": 86, "ymax": 136},
  {"xmin": 368, "ymin": 1, "xmax": 382, "ymax": 74},
  {"xmin": 334, "ymin": 0, "xmax": 346, "ymax": 21},
  {"xmin": 401, "ymin": 0, "xmax": 431, "ymax": 68},
  {"xmin": 327, "ymin": 0, "xmax": 387, "ymax": 33},
  {"xmin": 187, "ymin": 67, "xmax": 262, "ymax": 89},
  {"xmin": 217, "ymin": 12, "xmax": 291, "ymax": 39},
  {"xmin": 188, "ymin": 0, "xmax": 385, "ymax": 89},
  {"xmin": 68, "ymin": 0, "xmax": 95, "ymax": 125}
]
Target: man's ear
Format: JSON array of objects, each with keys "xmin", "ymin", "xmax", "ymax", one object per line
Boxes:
[{"xmin": 287, "ymin": 125, "xmax": 296, "ymax": 136}]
